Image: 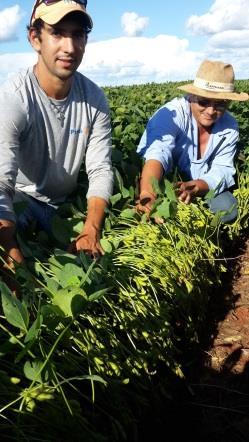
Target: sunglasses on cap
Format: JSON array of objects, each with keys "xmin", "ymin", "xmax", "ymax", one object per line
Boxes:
[
  {"xmin": 30, "ymin": 0, "xmax": 87, "ymax": 25},
  {"xmin": 192, "ymin": 96, "xmax": 230, "ymax": 112}
]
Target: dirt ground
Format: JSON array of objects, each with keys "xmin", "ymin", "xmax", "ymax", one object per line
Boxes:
[
  {"xmin": 208, "ymin": 239, "xmax": 249, "ymax": 375},
  {"xmin": 189, "ymin": 237, "xmax": 249, "ymax": 442}
]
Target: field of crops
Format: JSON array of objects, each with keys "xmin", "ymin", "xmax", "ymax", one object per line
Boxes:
[{"xmin": 0, "ymin": 80, "xmax": 249, "ymax": 441}]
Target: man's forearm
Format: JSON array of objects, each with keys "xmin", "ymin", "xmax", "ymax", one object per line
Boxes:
[{"xmin": 84, "ymin": 196, "xmax": 108, "ymax": 231}]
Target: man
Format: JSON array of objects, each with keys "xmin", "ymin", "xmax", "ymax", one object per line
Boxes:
[
  {"xmin": 0, "ymin": 0, "xmax": 113, "ymax": 270},
  {"xmin": 136, "ymin": 59, "xmax": 248, "ymax": 222}
]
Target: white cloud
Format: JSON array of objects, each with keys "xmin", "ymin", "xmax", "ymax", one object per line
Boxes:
[
  {"xmin": 208, "ymin": 30, "xmax": 249, "ymax": 48},
  {"xmin": 0, "ymin": 1, "xmax": 248, "ymax": 88},
  {"xmin": 0, "ymin": 35, "xmax": 201, "ymax": 87},
  {"xmin": 121, "ymin": 12, "xmax": 149, "ymax": 37},
  {"xmin": 0, "ymin": 34, "xmax": 247, "ymax": 89},
  {"xmin": 184, "ymin": 0, "xmax": 249, "ymax": 79},
  {"xmin": 0, "ymin": 5, "xmax": 23, "ymax": 42},
  {"xmin": 204, "ymin": 29, "xmax": 249, "ymax": 79},
  {"xmin": 81, "ymin": 35, "xmax": 200, "ymax": 86},
  {"xmin": 187, "ymin": 0, "xmax": 249, "ymax": 36}
]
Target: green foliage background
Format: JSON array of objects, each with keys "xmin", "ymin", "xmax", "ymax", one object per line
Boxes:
[{"xmin": 0, "ymin": 79, "xmax": 248, "ymax": 441}]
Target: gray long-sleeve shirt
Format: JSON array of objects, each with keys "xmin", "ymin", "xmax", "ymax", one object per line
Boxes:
[{"xmin": 0, "ymin": 68, "xmax": 113, "ymax": 222}]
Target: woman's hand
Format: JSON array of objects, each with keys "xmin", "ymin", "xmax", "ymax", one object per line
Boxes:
[{"xmin": 136, "ymin": 191, "xmax": 156, "ymax": 215}]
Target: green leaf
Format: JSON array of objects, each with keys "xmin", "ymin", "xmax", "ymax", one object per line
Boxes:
[
  {"xmin": 15, "ymin": 339, "xmax": 38, "ymax": 364},
  {"xmin": 46, "ymin": 278, "xmax": 59, "ymax": 295},
  {"xmin": 24, "ymin": 315, "xmax": 43, "ymax": 343},
  {"xmin": 78, "ymin": 251, "xmax": 94, "ymax": 273},
  {"xmin": 150, "ymin": 177, "xmax": 161, "ymax": 195},
  {"xmin": 88, "ymin": 287, "xmax": 110, "ymax": 302},
  {"xmin": 153, "ymin": 200, "xmax": 171, "ymax": 219},
  {"xmin": 52, "ymin": 288, "xmax": 87, "ymax": 317},
  {"xmin": 111, "ymin": 238, "xmax": 120, "ymax": 250},
  {"xmin": 24, "ymin": 360, "xmax": 49, "ymax": 383},
  {"xmin": 104, "ymin": 218, "xmax": 112, "ymax": 231},
  {"xmin": 120, "ymin": 208, "xmax": 136, "ymax": 219},
  {"xmin": 71, "ymin": 219, "xmax": 84, "ymax": 234},
  {"xmin": 113, "ymin": 167, "xmax": 124, "ymax": 193},
  {"xmin": 204, "ymin": 188, "xmax": 216, "ymax": 201},
  {"xmin": 0, "ymin": 282, "xmax": 29, "ymax": 332},
  {"xmin": 110, "ymin": 193, "xmax": 122, "ymax": 206},
  {"xmin": 116, "ymin": 106, "xmax": 126, "ymax": 115},
  {"xmin": 100, "ymin": 238, "xmax": 113, "ymax": 253},
  {"xmin": 113, "ymin": 124, "xmax": 122, "ymax": 137},
  {"xmin": 81, "ymin": 374, "xmax": 107, "ymax": 386},
  {"xmin": 164, "ymin": 179, "xmax": 177, "ymax": 202},
  {"xmin": 121, "ymin": 187, "xmax": 130, "ymax": 198},
  {"xmin": 40, "ymin": 305, "xmax": 62, "ymax": 327},
  {"xmin": 129, "ymin": 186, "xmax": 135, "ymax": 200},
  {"xmin": 47, "ymin": 252, "xmax": 79, "ymax": 282},
  {"xmin": 210, "ymin": 211, "xmax": 223, "ymax": 227},
  {"xmin": 141, "ymin": 213, "xmax": 147, "ymax": 223},
  {"xmin": 58, "ymin": 263, "xmax": 85, "ymax": 288}
]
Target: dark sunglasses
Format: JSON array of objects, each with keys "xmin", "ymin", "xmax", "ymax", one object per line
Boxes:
[
  {"xmin": 192, "ymin": 96, "xmax": 230, "ymax": 111},
  {"xmin": 30, "ymin": 0, "xmax": 87, "ymax": 25}
]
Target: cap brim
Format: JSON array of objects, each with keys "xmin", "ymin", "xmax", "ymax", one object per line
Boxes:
[{"xmin": 177, "ymin": 84, "xmax": 249, "ymax": 101}]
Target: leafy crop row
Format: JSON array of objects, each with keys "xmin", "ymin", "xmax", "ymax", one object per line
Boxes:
[{"xmin": 0, "ymin": 79, "xmax": 248, "ymax": 441}]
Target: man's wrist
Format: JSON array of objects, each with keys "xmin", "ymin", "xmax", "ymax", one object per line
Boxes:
[{"xmin": 83, "ymin": 220, "xmax": 101, "ymax": 232}]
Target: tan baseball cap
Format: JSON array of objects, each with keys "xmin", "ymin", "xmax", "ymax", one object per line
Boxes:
[{"xmin": 31, "ymin": 0, "xmax": 93, "ymax": 30}]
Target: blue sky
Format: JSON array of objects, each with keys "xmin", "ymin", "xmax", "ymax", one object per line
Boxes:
[{"xmin": 0, "ymin": 0, "xmax": 248, "ymax": 86}]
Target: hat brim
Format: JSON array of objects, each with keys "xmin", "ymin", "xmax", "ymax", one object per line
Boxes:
[{"xmin": 177, "ymin": 84, "xmax": 249, "ymax": 101}]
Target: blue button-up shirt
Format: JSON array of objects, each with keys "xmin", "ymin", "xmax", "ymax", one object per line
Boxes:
[{"xmin": 137, "ymin": 96, "xmax": 239, "ymax": 193}]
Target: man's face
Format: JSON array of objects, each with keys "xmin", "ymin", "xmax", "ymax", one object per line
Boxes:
[
  {"xmin": 31, "ymin": 16, "xmax": 87, "ymax": 81},
  {"xmin": 190, "ymin": 95, "xmax": 229, "ymax": 128}
]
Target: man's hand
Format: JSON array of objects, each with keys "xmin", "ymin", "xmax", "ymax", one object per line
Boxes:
[
  {"xmin": 0, "ymin": 220, "xmax": 24, "ymax": 296},
  {"xmin": 68, "ymin": 196, "xmax": 107, "ymax": 259},
  {"xmin": 68, "ymin": 223, "xmax": 103, "ymax": 259},
  {"xmin": 0, "ymin": 220, "xmax": 24, "ymax": 268},
  {"xmin": 175, "ymin": 179, "xmax": 209, "ymax": 204}
]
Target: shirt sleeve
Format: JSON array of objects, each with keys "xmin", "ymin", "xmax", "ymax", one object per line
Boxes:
[
  {"xmin": 136, "ymin": 103, "xmax": 181, "ymax": 173},
  {"xmin": 0, "ymin": 93, "xmax": 26, "ymax": 222},
  {"xmin": 85, "ymin": 91, "xmax": 114, "ymax": 202},
  {"xmin": 200, "ymin": 128, "xmax": 239, "ymax": 194}
]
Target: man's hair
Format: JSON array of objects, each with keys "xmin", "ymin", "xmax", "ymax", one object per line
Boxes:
[
  {"xmin": 27, "ymin": 11, "xmax": 90, "ymax": 41},
  {"xmin": 27, "ymin": 18, "xmax": 44, "ymax": 39}
]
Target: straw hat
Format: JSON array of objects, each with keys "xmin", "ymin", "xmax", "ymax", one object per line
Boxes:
[
  {"xmin": 178, "ymin": 59, "xmax": 248, "ymax": 101},
  {"xmin": 31, "ymin": 0, "xmax": 93, "ymax": 30}
]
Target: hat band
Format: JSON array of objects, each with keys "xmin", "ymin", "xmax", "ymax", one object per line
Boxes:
[{"xmin": 194, "ymin": 77, "xmax": 234, "ymax": 93}]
